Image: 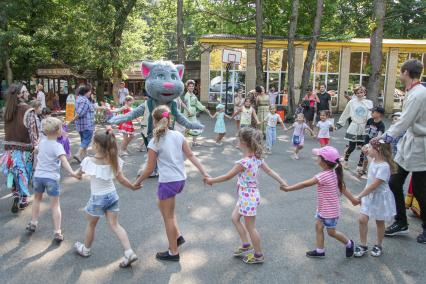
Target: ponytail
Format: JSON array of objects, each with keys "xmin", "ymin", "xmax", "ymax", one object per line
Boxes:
[
  {"xmin": 93, "ymin": 128, "xmax": 119, "ymax": 175},
  {"xmin": 152, "ymin": 105, "xmax": 171, "ymax": 144},
  {"xmin": 322, "ymin": 157, "xmax": 345, "ymax": 193}
]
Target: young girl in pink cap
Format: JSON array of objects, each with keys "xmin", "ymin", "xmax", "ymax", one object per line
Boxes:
[{"xmin": 281, "ymin": 146, "xmax": 358, "ymax": 258}]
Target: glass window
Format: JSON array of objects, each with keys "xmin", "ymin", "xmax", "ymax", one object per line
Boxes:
[
  {"xmin": 328, "ymin": 51, "xmax": 340, "ymax": 73},
  {"xmin": 361, "ymin": 52, "xmax": 370, "ymax": 74},
  {"xmin": 349, "ymin": 75, "xmax": 361, "ymax": 90},
  {"xmin": 268, "ymin": 50, "xmax": 282, "ymax": 72},
  {"xmin": 350, "ymin": 52, "xmax": 362, "ymax": 74},
  {"xmin": 268, "ymin": 73, "xmax": 279, "ymax": 90},
  {"xmin": 327, "ymin": 74, "xmax": 339, "ymax": 91},
  {"xmin": 315, "ymin": 51, "xmax": 327, "ymax": 73},
  {"xmin": 397, "ymin": 53, "xmax": 409, "ymax": 70},
  {"xmin": 410, "ymin": 53, "xmax": 422, "ymax": 61},
  {"xmin": 209, "ymin": 49, "xmax": 223, "ymax": 71}
]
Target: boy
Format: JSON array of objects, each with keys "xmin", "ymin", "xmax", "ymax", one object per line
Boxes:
[{"xmin": 356, "ymin": 106, "xmax": 385, "ymax": 176}]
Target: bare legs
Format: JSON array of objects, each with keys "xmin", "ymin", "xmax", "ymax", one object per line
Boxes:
[
  {"xmin": 358, "ymin": 214, "xmax": 385, "ymax": 246},
  {"xmin": 121, "ymin": 133, "xmax": 134, "ymax": 153},
  {"xmin": 30, "ymin": 193, "xmax": 61, "ymax": 233},
  {"xmin": 315, "ymin": 220, "xmax": 349, "ymax": 249},
  {"xmin": 216, "ymin": 133, "xmax": 225, "ymax": 143},
  {"xmin": 158, "ymin": 197, "xmax": 180, "ymax": 255},
  {"xmin": 231, "ymin": 206, "xmax": 262, "ymax": 255}
]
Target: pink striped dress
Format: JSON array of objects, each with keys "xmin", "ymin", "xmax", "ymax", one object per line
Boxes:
[{"xmin": 315, "ymin": 169, "xmax": 340, "ymax": 219}]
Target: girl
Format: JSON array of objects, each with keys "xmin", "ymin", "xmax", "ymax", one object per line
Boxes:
[
  {"xmin": 337, "ymin": 86, "xmax": 373, "ymax": 169},
  {"xmin": 205, "ymin": 128, "xmax": 288, "ymax": 264},
  {"xmin": 211, "ymin": 104, "xmax": 231, "ymax": 145},
  {"xmin": 354, "ymin": 140, "xmax": 397, "ymax": 257},
  {"xmin": 113, "ymin": 96, "xmax": 135, "ymax": 156},
  {"xmin": 233, "ymin": 88, "xmax": 245, "ymax": 133},
  {"xmin": 74, "ymin": 129, "xmax": 140, "ymax": 268},
  {"xmin": 281, "ymin": 146, "xmax": 357, "ymax": 258},
  {"xmin": 134, "ymin": 105, "xmax": 209, "ymax": 261},
  {"xmin": 286, "ymin": 113, "xmax": 314, "ymax": 160},
  {"xmin": 232, "ymin": 98, "xmax": 260, "ymax": 129},
  {"xmin": 316, "ymin": 110, "xmax": 335, "ymax": 147},
  {"xmin": 27, "ymin": 117, "xmax": 80, "ymax": 242},
  {"xmin": 264, "ymin": 105, "xmax": 286, "ymax": 154}
]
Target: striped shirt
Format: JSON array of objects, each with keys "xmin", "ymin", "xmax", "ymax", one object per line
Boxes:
[{"xmin": 315, "ymin": 169, "xmax": 340, "ymax": 218}]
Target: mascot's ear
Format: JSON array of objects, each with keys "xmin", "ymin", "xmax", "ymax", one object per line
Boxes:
[
  {"xmin": 175, "ymin": 64, "xmax": 184, "ymax": 79},
  {"xmin": 141, "ymin": 61, "xmax": 154, "ymax": 78}
]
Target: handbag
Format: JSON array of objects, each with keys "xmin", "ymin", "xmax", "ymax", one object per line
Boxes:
[{"xmin": 292, "ymin": 123, "xmax": 304, "ymax": 145}]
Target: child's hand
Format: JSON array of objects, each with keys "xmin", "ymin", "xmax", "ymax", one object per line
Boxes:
[
  {"xmin": 204, "ymin": 177, "xmax": 213, "ymax": 186},
  {"xmin": 280, "ymin": 185, "xmax": 289, "ymax": 192},
  {"xmin": 132, "ymin": 183, "xmax": 142, "ymax": 190},
  {"xmin": 72, "ymin": 171, "xmax": 82, "ymax": 180}
]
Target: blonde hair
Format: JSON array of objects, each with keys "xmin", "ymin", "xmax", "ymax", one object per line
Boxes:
[
  {"xmin": 376, "ymin": 143, "xmax": 398, "ymax": 174},
  {"xmin": 30, "ymin": 100, "xmax": 42, "ymax": 109},
  {"xmin": 238, "ymin": 127, "xmax": 264, "ymax": 159},
  {"xmin": 125, "ymin": 95, "xmax": 134, "ymax": 103},
  {"xmin": 93, "ymin": 129, "xmax": 119, "ymax": 175},
  {"xmin": 152, "ymin": 105, "xmax": 171, "ymax": 143},
  {"xmin": 42, "ymin": 117, "xmax": 62, "ymax": 135}
]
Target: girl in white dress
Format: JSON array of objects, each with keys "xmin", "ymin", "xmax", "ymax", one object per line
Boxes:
[{"xmin": 354, "ymin": 139, "xmax": 397, "ymax": 258}]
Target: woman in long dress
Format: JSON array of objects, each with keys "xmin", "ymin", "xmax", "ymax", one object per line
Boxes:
[{"xmin": 255, "ymin": 86, "xmax": 270, "ymax": 137}]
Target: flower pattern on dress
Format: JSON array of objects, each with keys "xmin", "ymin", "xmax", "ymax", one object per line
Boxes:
[{"xmin": 236, "ymin": 156, "xmax": 263, "ymax": 216}]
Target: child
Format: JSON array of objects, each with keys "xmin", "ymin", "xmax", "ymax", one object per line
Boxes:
[
  {"xmin": 57, "ymin": 123, "xmax": 71, "ymax": 159},
  {"xmin": 112, "ymin": 96, "xmax": 135, "ymax": 156},
  {"xmin": 353, "ymin": 140, "xmax": 397, "ymax": 257},
  {"xmin": 205, "ymin": 128, "xmax": 288, "ymax": 264},
  {"xmin": 233, "ymin": 89, "xmax": 245, "ymax": 133},
  {"xmin": 264, "ymin": 105, "xmax": 286, "ymax": 153},
  {"xmin": 211, "ymin": 104, "xmax": 231, "ymax": 145},
  {"xmin": 232, "ymin": 98, "xmax": 260, "ymax": 129},
  {"xmin": 281, "ymin": 146, "xmax": 357, "ymax": 258},
  {"xmin": 26, "ymin": 117, "xmax": 81, "ymax": 242},
  {"xmin": 316, "ymin": 110, "xmax": 335, "ymax": 147},
  {"xmin": 286, "ymin": 113, "xmax": 314, "ymax": 160},
  {"xmin": 356, "ymin": 106, "xmax": 385, "ymax": 176},
  {"xmin": 134, "ymin": 105, "xmax": 209, "ymax": 261},
  {"xmin": 74, "ymin": 129, "xmax": 140, "ymax": 268}
]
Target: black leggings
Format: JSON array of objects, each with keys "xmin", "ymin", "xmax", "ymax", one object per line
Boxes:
[
  {"xmin": 344, "ymin": 141, "xmax": 363, "ymax": 161},
  {"xmin": 389, "ymin": 164, "xmax": 426, "ymax": 229}
]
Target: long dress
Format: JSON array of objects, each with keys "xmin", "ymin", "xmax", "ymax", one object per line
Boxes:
[
  {"xmin": 256, "ymin": 95, "xmax": 270, "ymax": 134},
  {"xmin": 214, "ymin": 112, "xmax": 226, "ymax": 134}
]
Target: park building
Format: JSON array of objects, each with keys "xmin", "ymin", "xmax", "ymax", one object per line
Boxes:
[{"xmin": 198, "ymin": 34, "xmax": 426, "ymax": 114}]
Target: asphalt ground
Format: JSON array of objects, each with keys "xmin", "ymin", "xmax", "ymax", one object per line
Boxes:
[{"xmin": 0, "ymin": 115, "xmax": 424, "ymax": 284}]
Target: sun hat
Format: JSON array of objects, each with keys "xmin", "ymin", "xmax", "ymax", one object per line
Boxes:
[
  {"xmin": 391, "ymin": 112, "xmax": 402, "ymax": 118},
  {"xmin": 312, "ymin": 146, "xmax": 340, "ymax": 163},
  {"xmin": 216, "ymin": 104, "xmax": 225, "ymax": 110}
]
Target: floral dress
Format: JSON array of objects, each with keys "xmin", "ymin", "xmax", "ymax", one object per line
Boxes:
[{"xmin": 236, "ymin": 156, "xmax": 263, "ymax": 216}]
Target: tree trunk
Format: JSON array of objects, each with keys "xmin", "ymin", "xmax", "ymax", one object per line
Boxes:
[
  {"xmin": 177, "ymin": 0, "xmax": 185, "ymax": 64},
  {"xmin": 0, "ymin": 10, "xmax": 13, "ymax": 85},
  {"xmin": 255, "ymin": 0, "xmax": 263, "ymax": 86},
  {"xmin": 367, "ymin": 0, "xmax": 386, "ymax": 106},
  {"xmin": 110, "ymin": 0, "xmax": 137, "ymax": 104},
  {"xmin": 286, "ymin": 0, "xmax": 300, "ymax": 118},
  {"xmin": 299, "ymin": 0, "xmax": 324, "ymax": 104},
  {"xmin": 96, "ymin": 67, "xmax": 105, "ymax": 102}
]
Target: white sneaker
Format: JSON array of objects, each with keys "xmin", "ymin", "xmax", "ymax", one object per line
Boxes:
[{"xmin": 74, "ymin": 241, "xmax": 91, "ymax": 257}]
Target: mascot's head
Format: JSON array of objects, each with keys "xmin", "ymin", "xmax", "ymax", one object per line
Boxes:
[{"xmin": 141, "ymin": 61, "xmax": 185, "ymax": 104}]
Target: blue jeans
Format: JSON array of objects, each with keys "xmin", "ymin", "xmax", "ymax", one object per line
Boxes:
[
  {"xmin": 79, "ymin": 130, "xmax": 93, "ymax": 149},
  {"xmin": 85, "ymin": 191, "xmax": 119, "ymax": 217},
  {"xmin": 33, "ymin": 177, "xmax": 60, "ymax": 197},
  {"xmin": 266, "ymin": 126, "xmax": 276, "ymax": 150},
  {"xmin": 316, "ymin": 213, "xmax": 339, "ymax": 229}
]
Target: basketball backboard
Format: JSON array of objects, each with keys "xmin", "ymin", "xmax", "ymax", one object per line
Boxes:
[{"xmin": 222, "ymin": 49, "xmax": 242, "ymax": 64}]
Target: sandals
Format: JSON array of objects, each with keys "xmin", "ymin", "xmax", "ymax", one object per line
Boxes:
[
  {"xmin": 120, "ymin": 252, "xmax": 138, "ymax": 268},
  {"xmin": 54, "ymin": 232, "xmax": 64, "ymax": 243},
  {"xmin": 26, "ymin": 222, "xmax": 37, "ymax": 233}
]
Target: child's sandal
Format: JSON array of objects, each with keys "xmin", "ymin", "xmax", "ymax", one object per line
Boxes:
[
  {"xmin": 26, "ymin": 222, "xmax": 37, "ymax": 233},
  {"xmin": 119, "ymin": 252, "xmax": 138, "ymax": 268}
]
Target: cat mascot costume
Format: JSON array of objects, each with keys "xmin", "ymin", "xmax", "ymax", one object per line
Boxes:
[{"xmin": 109, "ymin": 61, "xmax": 203, "ymax": 142}]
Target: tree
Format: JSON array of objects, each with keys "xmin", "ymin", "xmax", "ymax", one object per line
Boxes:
[
  {"xmin": 255, "ymin": 0, "xmax": 263, "ymax": 86},
  {"xmin": 177, "ymin": 0, "xmax": 185, "ymax": 63},
  {"xmin": 299, "ymin": 0, "xmax": 324, "ymax": 103},
  {"xmin": 287, "ymin": 0, "xmax": 300, "ymax": 117},
  {"xmin": 367, "ymin": 0, "xmax": 386, "ymax": 106}
]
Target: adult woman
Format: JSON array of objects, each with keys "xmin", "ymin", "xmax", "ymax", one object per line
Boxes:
[
  {"xmin": 233, "ymin": 88, "xmax": 245, "ymax": 132},
  {"xmin": 69, "ymin": 84, "xmax": 95, "ymax": 163},
  {"xmin": 1, "ymin": 84, "xmax": 39, "ymax": 213},
  {"xmin": 255, "ymin": 86, "xmax": 270, "ymax": 137},
  {"xmin": 303, "ymin": 89, "xmax": 320, "ymax": 129}
]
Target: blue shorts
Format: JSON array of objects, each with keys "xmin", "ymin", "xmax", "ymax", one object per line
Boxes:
[
  {"xmin": 316, "ymin": 213, "xmax": 338, "ymax": 229},
  {"xmin": 33, "ymin": 177, "xmax": 60, "ymax": 197},
  {"xmin": 79, "ymin": 130, "xmax": 93, "ymax": 149},
  {"xmin": 85, "ymin": 191, "xmax": 119, "ymax": 217}
]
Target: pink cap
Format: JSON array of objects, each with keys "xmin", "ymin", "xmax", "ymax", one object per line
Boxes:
[{"xmin": 312, "ymin": 146, "xmax": 340, "ymax": 163}]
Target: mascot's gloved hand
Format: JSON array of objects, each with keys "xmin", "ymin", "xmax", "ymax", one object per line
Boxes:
[{"xmin": 108, "ymin": 104, "xmax": 146, "ymax": 125}]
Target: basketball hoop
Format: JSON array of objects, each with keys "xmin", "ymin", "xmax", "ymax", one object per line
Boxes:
[{"xmin": 222, "ymin": 49, "xmax": 242, "ymax": 65}]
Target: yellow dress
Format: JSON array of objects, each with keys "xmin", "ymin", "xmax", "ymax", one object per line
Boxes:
[{"xmin": 256, "ymin": 95, "xmax": 270, "ymax": 134}]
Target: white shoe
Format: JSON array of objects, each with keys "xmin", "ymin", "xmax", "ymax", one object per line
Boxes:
[{"xmin": 74, "ymin": 241, "xmax": 91, "ymax": 257}]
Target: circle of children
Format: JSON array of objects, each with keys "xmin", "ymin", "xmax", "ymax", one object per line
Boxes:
[{"xmin": 1, "ymin": 59, "xmax": 425, "ymax": 268}]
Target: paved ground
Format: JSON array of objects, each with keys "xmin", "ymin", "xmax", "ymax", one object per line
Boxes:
[{"xmin": 0, "ymin": 115, "xmax": 425, "ymax": 284}]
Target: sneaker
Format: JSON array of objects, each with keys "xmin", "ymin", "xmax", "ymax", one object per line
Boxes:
[
  {"xmin": 119, "ymin": 252, "xmax": 138, "ymax": 268},
  {"xmin": 11, "ymin": 196, "xmax": 20, "ymax": 213},
  {"xmin": 306, "ymin": 249, "xmax": 325, "ymax": 258},
  {"xmin": 416, "ymin": 230, "xmax": 426, "ymax": 244},
  {"xmin": 26, "ymin": 222, "xmax": 37, "ymax": 233},
  {"xmin": 292, "ymin": 153, "xmax": 299, "ymax": 160},
  {"xmin": 233, "ymin": 245, "xmax": 254, "ymax": 257},
  {"xmin": 74, "ymin": 241, "xmax": 91, "ymax": 257},
  {"xmin": 19, "ymin": 201, "xmax": 29, "ymax": 210},
  {"xmin": 370, "ymin": 245, "xmax": 382, "ymax": 257},
  {"xmin": 177, "ymin": 236, "xmax": 186, "ymax": 247},
  {"xmin": 385, "ymin": 221, "xmax": 409, "ymax": 236},
  {"xmin": 354, "ymin": 245, "xmax": 368, "ymax": 257},
  {"xmin": 346, "ymin": 240, "xmax": 355, "ymax": 258},
  {"xmin": 242, "ymin": 253, "xmax": 264, "ymax": 264},
  {"xmin": 156, "ymin": 250, "xmax": 180, "ymax": 261},
  {"xmin": 54, "ymin": 232, "xmax": 64, "ymax": 243}
]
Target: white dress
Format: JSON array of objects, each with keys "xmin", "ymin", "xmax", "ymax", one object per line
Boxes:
[{"xmin": 360, "ymin": 160, "xmax": 396, "ymax": 221}]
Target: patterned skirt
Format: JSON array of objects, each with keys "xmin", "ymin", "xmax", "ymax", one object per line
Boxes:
[{"xmin": 0, "ymin": 148, "xmax": 34, "ymax": 196}]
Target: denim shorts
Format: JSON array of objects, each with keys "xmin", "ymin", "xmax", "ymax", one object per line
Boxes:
[
  {"xmin": 79, "ymin": 130, "xmax": 93, "ymax": 149},
  {"xmin": 33, "ymin": 177, "xmax": 60, "ymax": 197},
  {"xmin": 316, "ymin": 213, "xmax": 339, "ymax": 229},
  {"xmin": 85, "ymin": 191, "xmax": 119, "ymax": 217}
]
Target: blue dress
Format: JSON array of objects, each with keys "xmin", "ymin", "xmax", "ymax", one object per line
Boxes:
[{"xmin": 214, "ymin": 112, "xmax": 226, "ymax": 134}]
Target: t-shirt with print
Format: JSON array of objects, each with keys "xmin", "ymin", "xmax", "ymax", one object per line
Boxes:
[
  {"xmin": 34, "ymin": 139, "xmax": 66, "ymax": 181},
  {"xmin": 314, "ymin": 169, "xmax": 340, "ymax": 218},
  {"xmin": 148, "ymin": 130, "xmax": 186, "ymax": 183},
  {"xmin": 265, "ymin": 113, "xmax": 280, "ymax": 127},
  {"xmin": 317, "ymin": 92, "xmax": 331, "ymax": 111},
  {"xmin": 366, "ymin": 160, "xmax": 391, "ymax": 193},
  {"xmin": 365, "ymin": 118, "xmax": 385, "ymax": 142},
  {"xmin": 236, "ymin": 156, "xmax": 263, "ymax": 188},
  {"xmin": 316, "ymin": 120, "xmax": 333, "ymax": 138}
]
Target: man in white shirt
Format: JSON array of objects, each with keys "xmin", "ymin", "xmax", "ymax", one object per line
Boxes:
[
  {"xmin": 37, "ymin": 84, "xmax": 46, "ymax": 109},
  {"xmin": 117, "ymin": 81, "xmax": 129, "ymax": 105}
]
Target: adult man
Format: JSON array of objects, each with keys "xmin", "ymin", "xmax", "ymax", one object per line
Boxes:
[
  {"xmin": 374, "ymin": 59, "xmax": 426, "ymax": 244},
  {"xmin": 36, "ymin": 84, "xmax": 46, "ymax": 109},
  {"xmin": 316, "ymin": 83, "xmax": 332, "ymax": 121},
  {"xmin": 117, "ymin": 81, "xmax": 129, "ymax": 105}
]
